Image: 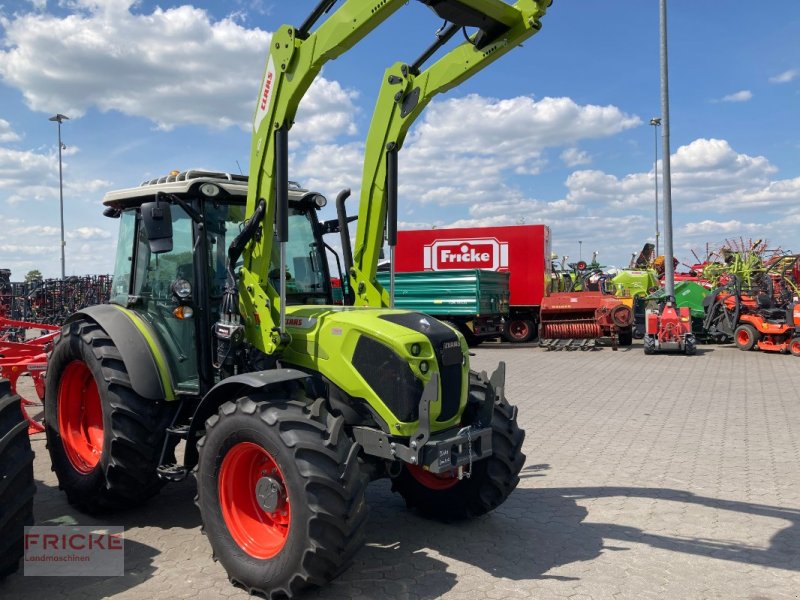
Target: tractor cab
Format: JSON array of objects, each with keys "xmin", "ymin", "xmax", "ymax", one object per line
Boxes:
[{"xmin": 103, "ymin": 169, "xmax": 334, "ymax": 394}]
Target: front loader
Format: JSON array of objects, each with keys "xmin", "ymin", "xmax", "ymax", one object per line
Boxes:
[{"xmin": 43, "ymin": 1, "xmax": 550, "ymax": 597}]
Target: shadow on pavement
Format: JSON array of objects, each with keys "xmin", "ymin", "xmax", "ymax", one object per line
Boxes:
[{"xmin": 316, "ymin": 482, "xmax": 800, "ymax": 599}]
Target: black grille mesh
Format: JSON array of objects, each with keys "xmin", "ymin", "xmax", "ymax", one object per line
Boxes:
[
  {"xmin": 352, "ymin": 335, "xmax": 423, "ymax": 423},
  {"xmin": 379, "ymin": 313, "xmax": 463, "ymax": 422}
]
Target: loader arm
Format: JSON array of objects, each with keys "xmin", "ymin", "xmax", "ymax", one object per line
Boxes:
[
  {"xmin": 238, "ymin": 0, "xmax": 406, "ymax": 355},
  {"xmin": 350, "ymin": 0, "xmax": 551, "ymax": 307}
]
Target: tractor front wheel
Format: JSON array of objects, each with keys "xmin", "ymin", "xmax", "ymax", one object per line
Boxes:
[
  {"xmin": 734, "ymin": 324, "xmax": 759, "ymax": 351},
  {"xmin": 44, "ymin": 319, "xmax": 174, "ymax": 513},
  {"xmin": 789, "ymin": 337, "xmax": 800, "ymax": 357},
  {"xmin": 391, "ymin": 372, "xmax": 525, "ymax": 521},
  {"xmin": 643, "ymin": 335, "xmax": 656, "ymax": 355},
  {"xmin": 0, "ymin": 380, "xmax": 35, "ymax": 579},
  {"xmin": 196, "ymin": 396, "xmax": 368, "ymax": 598}
]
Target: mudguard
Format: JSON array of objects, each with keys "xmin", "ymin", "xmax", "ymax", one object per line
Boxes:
[
  {"xmin": 183, "ymin": 368, "xmax": 309, "ymax": 468},
  {"xmin": 66, "ymin": 304, "xmax": 172, "ymax": 401}
]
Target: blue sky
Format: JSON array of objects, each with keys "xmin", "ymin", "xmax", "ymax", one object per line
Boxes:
[{"xmin": 0, "ymin": 0, "xmax": 798, "ymax": 278}]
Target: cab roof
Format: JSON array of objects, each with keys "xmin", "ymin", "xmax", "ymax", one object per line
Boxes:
[{"xmin": 101, "ymin": 169, "xmax": 306, "ymax": 209}]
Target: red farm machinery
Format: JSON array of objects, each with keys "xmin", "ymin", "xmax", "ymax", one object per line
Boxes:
[{"xmin": 538, "ymin": 291, "xmax": 633, "ymax": 350}]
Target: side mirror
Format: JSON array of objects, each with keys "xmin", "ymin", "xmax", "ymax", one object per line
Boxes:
[{"xmin": 140, "ymin": 199, "xmax": 173, "ymax": 254}]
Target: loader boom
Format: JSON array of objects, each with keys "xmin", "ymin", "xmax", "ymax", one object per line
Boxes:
[
  {"xmin": 350, "ymin": 0, "xmax": 551, "ymax": 306},
  {"xmin": 236, "ymin": 0, "xmax": 406, "ymax": 355}
]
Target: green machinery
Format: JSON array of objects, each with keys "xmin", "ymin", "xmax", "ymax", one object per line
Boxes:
[
  {"xmin": 43, "ymin": 1, "xmax": 550, "ymax": 596},
  {"xmin": 376, "ymin": 269, "xmax": 510, "ymax": 346}
]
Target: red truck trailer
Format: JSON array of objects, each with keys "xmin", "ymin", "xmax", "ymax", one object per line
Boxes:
[{"xmin": 395, "ymin": 224, "xmax": 552, "ymax": 342}]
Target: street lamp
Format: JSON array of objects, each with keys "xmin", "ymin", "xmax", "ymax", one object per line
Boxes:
[
  {"xmin": 49, "ymin": 113, "xmax": 69, "ymax": 279},
  {"xmin": 650, "ymin": 117, "xmax": 661, "ymax": 257},
  {"xmin": 578, "ymin": 240, "xmax": 582, "ymax": 261}
]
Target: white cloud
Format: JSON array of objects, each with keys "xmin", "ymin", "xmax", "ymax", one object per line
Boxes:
[
  {"xmin": 10, "ymin": 225, "xmax": 60, "ymax": 237},
  {"xmin": 719, "ymin": 90, "xmax": 753, "ymax": 103},
  {"xmin": 769, "ymin": 69, "xmax": 798, "ymax": 84},
  {"xmin": 397, "ymin": 94, "xmax": 639, "ymax": 206},
  {"xmin": 67, "ymin": 227, "xmax": 113, "ymax": 240},
  {"xmin": 560, "ymin": 148, "xmax": 591, "ymax": 167},
  {"xmin": 0, "ymin": 4, "xmax": 267, "ymax": 130},
  {"xmin": 682, "ymin": 219, "xmax": 760, "ymax": 236},
  {"xmin": 0, "ymin": 119, "xmax": 21, "ymax": 143},
  {"xmin": 0, "ymin": 3, "xmax": 359, "ymax": 141}
]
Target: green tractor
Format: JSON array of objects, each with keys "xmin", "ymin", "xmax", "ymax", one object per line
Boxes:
[
  {"xmin": 44, "ymin": 1, "xmax": 549, "ymax": 596},
  {"xmin": 0, "ymin": 379, "xmax": 35, "ymax": 579}
]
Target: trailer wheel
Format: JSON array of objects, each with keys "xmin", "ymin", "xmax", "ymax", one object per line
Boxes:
[
  {"xmin": 643, "ymin": 335, "xmax": 656, "ymax": 355},
  {"xmin": 196, "ymin": 396, "xmax": 368, "ymax": 598},
  {"xmin": 734, "ymin": 324, "xmax": 759, "ymax": 351},
  {"xmin": 0, "ymin": 380, "xmax": 35, "ymax": 579},
  {"xmin": 790, "ymin": 337, "xmax": 800, "ymax": 357},
  {"xmin": 503, "ymin": 319, "xmax": 536, "ymax": 343},
  {"xmin": 44, "ymin": 319, "xmax": 175, "ymax": 514},
  {"xmin": 391, "ymin": 372, "xmax": 525, "ymax": 521}
]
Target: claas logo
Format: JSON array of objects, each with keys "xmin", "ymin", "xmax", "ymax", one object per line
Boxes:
[{"xmin": 423, "ymin": 239, "xmax": 508, "ymax": 271}]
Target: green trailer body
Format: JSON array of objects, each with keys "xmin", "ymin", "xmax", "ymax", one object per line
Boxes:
[{"xmin": 376, "ymin": 269, "xmax": 509, "ymax": 344}]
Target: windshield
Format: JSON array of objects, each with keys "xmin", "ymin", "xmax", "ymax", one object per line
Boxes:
[{"xmin": 269, "ymin": 208, "xmax": 330, "ymax": 304}]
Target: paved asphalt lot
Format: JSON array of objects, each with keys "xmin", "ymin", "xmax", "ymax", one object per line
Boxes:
[{"xmin": 3, "ymin": 339, "xmax": 800, "ymax": 599}]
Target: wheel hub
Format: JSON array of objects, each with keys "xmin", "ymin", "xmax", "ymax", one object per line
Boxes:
[{"xmin": 255, "ymin": 476, "xmax": 284, "ymax": 513}]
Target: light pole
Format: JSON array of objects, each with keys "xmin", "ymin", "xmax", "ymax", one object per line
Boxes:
[
  {"xmin": 659, "ymin": 0, "xmax": 675, "ymax": 298},
  {"xmin": 578, "ymin": 240, "xmax": 582, "ymax": 261},
  {"xmin": 49, "ymin": 113, "xmax": 69, "ymax": 279},
  {"xmin": 650, "ymin": 117, "xmax": 661, "ymax": 257}
]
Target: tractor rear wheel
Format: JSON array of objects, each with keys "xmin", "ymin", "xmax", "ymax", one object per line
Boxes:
[
  {"xmin": 44, "ymin": 319, "xmax": 175, "ymax": 514},
  {"xmin": 0, "ymin": 380, "xmax": 35, "ymax": 579},
  {"xmin": 196, "ymin": 396, "xmax": 368, "ymax": 598},
  {"xmin": 503, "ymin": 319, "xmax": 536, "ymax": 343},
  {"xmin": 391, "ymin": 372, "xmax": 525, "ymax": 521},
  {"xmin": 734, "ymin": 324, "xmax": 759, "ymax": 351}
]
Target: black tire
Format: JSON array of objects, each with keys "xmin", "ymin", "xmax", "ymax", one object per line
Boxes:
[
  {"xmin": 503, "ymin": 319, "xmax": 536, "ymax": 343},
  {"xmin": 458, "ymin": 325, "xmax": 483, "ymax": 348},
  {"xmin": 684, "ymin": 334, "xmax": 697, "ymax": 356},
  {"xmin": 44, "ymin": 319, "xmax": 175, "ymax": 514},
  {"xmin": 0, "ymin": 380, "xmax": 35, "ymax": 579},
  {"xmin": 618, "ymin": 328, "xmax": 633, "ymax": 347},
  {"xmin": 643, "ymin": 335, "xmax": 656, "ymax": 355},
  {"xmin": 734, "ymin": 324, "xmax": 759, "ymax": 351},
  {"xmin": 391, "ymin": 372, "xmax": 525, "ymax": 521},
  {"xmin": 196, "ymin": 396, "xmax": 369, "ymax": 598}
]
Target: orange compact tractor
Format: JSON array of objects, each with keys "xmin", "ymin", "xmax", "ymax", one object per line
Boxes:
[{"xmin": 734, "ymin": 304, "xmax": 800, "ymax": 355}]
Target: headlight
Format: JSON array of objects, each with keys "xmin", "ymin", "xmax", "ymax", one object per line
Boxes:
[
  {"xmin": 200, "ymin": 183, "xmax": 221, "ymax": 197},
  {"xmin": 172, "ymin": 279, "xmax": 192, "ymax": 299},
  {"xmin": 410, "ymin": 343, "xmax": 421, "ymax": 356},
  {"xmin": 419, "ymin": 360, "xmax": 429, "ymax": 374}
]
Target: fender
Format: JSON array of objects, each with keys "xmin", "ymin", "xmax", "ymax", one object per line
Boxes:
[
  {"xmin": 66, "ymin": 304, "xmax": 173, "ymax": 401},
  {"xmin": 183, "ymin": 368, "xmax": 309, "ymax": 468}
]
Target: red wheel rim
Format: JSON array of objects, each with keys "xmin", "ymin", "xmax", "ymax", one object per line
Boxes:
[
  {"xmin": 510, "ymin": 321, "xmax": 529, "ymax": 340},
  {"xmin": 219, "ymin": 442, "xmax": 290, "ymax": 559},
  {"xmin": 791, "ymin": 340, "xmax": 800, "ymax": 356},
  {"xmin": 57, "ymin": 361, "xmax": 104, "ymax": 474},
  {"xmin": 737, "ymin": 329, "xmax": 751, "ymax": 346},
  {"xmin": 407, "ymin": 465, "xmax": 460, "ymax": 490}
]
